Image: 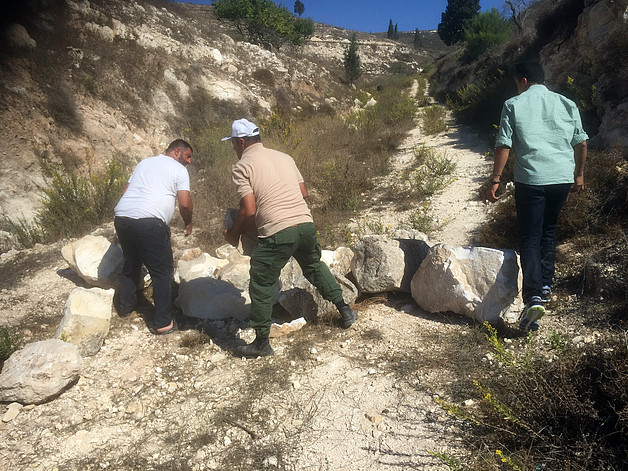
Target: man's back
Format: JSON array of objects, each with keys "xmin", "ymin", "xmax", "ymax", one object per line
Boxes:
[
  {"xmin": 232, "ymin": 143, "xmax": 312, "ymax": 237},
  {"xmin": 114, "ymin": 155, "xmax": 189, "ymax": 224},
  {"xmin": 497, "ymin": 84, "xmax": 587, "ymax": 185}
]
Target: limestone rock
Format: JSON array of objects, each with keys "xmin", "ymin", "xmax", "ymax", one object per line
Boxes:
[
  {"xmin": 351, "ymin": 235, "xmax": 430, "ymax": 293},
  {"xmin": 278, "ymin": 258, "xmax": 358, "ymax": 321},
  {"xmin": 411, "ymin": 244, "xmax": 521, "ymax": 323},
  {"xmin": 216, "ymin": 256, "xmax": 251, "ymax": 303},
  {"xmin": 269, "ymin": 317, "xmax": 307, "ymax": 338},
  {"xmin": 175, "ymin": 252, "xmax": 229, "ymax": 283},
  {"xmin": 55, "ymin": 287, "xmax": 114, "ymax": 357},
  {"xmin": 0, "ymin": 340, "xmax": 82, "ymax": 405},
  {"xmin": 321, "ymin": 247, "xmax": 354, "ymax": 277},
  {"xmin": 61, "ymin": 235, "xmax": 123, "ymax": 289},
  {"xmin": 176, "ymin": 277, "xmax": 249, "ymax": 321}
]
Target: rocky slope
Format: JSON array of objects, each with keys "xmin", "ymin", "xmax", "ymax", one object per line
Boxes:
[{"xmin": 0, "ymin": 0, "xmax": 443, "ymax": 226}]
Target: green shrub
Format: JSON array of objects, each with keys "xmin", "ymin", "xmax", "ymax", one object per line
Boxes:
[
  {"xmin": 421, "ymin": 105, "xmax": 448, "ymax": 135},
  {"xmin": 463, "ymin": 8, "xmax": 511, "ymax": 60},
  {"xmin": 37, "ymin": 158, "xmax": 128, "ymax": 241},
  {"xmin": 213, "ymin": 0, "xmax": 314, "ymax": 49},
  {"xmin": 409, "ymin": 203, "xmax": 435, "ymax": 233},
  {"xmin": 0, "ymin": 327, "xmax": 19, "ymax": 368}
]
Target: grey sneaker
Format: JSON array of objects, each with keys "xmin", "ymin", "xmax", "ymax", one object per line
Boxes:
[
  {"xmin": 235, "ymin": 336, "xmax": 274, "ymax": 358},
  {"xmin": 519, "ymin": 296, "xmax": 545, "ymax": 332},
  {"xmin": 540, "ymin": 285, "xmax": 552, "ymax": 303}
]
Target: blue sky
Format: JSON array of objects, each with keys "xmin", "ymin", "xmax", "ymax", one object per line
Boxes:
[{"xmin": 175, "ymin": 0, "xmax": 508, "ymax": 33}]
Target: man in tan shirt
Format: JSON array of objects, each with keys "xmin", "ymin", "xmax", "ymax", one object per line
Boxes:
[{"xmin": 223, "ymin": 119, "xmax": 357, "ymax": 357}]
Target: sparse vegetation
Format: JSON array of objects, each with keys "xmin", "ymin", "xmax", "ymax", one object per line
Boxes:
[
  {"xmin": 5, "ymin": 158, "xmax": 129, "ymax": 247},
  {"xmin": 421, "ymin": 104, "xmax": 448, "ymax": 134}
]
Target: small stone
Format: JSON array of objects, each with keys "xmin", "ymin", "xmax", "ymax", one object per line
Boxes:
[
  {"xmin": 292, "ymin": 380, "xmax": 301, "ymax": 390},
  {"xmin": 368, "ymin": 368, "xmax": 377, "ymax": 375},
  {"xmin": 365, "ymin": 411, "xmax": 384, "ymax": 424},
  {"xmin": 310, "ymin": 347, "xmax": 318, "ymax": 354},
  {"xmin": 2, "ymin": 403, "xmax": 23, "ymax": 422}
]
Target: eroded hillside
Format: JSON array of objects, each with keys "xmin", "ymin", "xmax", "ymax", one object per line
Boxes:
[{"xmin": 0, "ymin": 0, "xmax": 442, "ymax": 227}]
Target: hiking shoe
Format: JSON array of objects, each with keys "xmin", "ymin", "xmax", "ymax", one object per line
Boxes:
[
  {"xmin": 339, "ymin": 305, "xmax": 358, "ymax": 328},
  {"xmin": 235, "ymin": 336, "xmax": 274, "ymax": 358},
  {"xmin": 541, "ymin": 285, "xmax": 552, "ymax": 303},
  {"xmin": 519, "ymin": 296, "xmax": 545, "ymax": 332}
]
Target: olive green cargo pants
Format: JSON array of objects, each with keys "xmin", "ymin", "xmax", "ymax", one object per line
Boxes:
[{"xmin": 249, "ymin": 222, "xmax": 343, "ymax": 337}]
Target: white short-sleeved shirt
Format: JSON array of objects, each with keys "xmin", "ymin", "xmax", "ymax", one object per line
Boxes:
[{"xmin": 114, "ymin": 154, "xmax": 190, "ymax": 224}]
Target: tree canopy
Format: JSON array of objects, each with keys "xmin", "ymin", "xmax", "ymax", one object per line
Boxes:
[
  {"xmin": 294, "ymin": 0, "xmax": 304, "ymax": 17},
  {"xmin": 464, "ymin": 8, "xmax": 511, "ymax": 59},
  {"xmin": 213, "ymin": 0, "xmax": 314, "ymax": 49},
  {"xmin": 438, "ymin": 0, "xmax": 480, "ymax": 46}
]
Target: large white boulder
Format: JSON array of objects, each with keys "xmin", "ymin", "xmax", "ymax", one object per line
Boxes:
[
  {"xmin": 411, "ymin": 244, "xmax": 522, "ymax": 323},
  {"xmin": 351, "ymin": 235, "xmax": 430, "ymax": 293},
  {"xmin": 0, "ymin": 340, "xmax": 82, "ymax": 405},
  {"xmin": 61, "ymin": 235, "xmax": 123, "ymax": 289}
]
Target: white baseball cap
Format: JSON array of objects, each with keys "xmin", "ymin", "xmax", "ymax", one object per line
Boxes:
[{"xmin": 221, "ymin": 119, "xmax": 260, "ymax": 141}]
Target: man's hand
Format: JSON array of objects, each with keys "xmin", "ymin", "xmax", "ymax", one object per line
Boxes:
[
  {"xmin": 486, "ymin": 182, "xmax": 500, "ymax": 202},
  {"xmin": 185, "ymin": 223, "xmax": 193, "ymax": 236},
  {"xmin": 223, "ymin": 229, "xmax": 239, "ymax": 247},
  {"xmin": 573, "ymin": 176, "xmax": 585, "ymax": 192}
]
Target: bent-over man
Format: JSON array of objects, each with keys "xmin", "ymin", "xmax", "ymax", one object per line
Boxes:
[
  {"xmin": 223, "ymin": 119, "xmax": 357, "ymax": 357},
  {"xmin": 114, "ymin": 139, "xmax": 193, "ymax": 335},
  {"xmin": 487, "ymin": 61, "xmax": 588, "ymax": 331}
]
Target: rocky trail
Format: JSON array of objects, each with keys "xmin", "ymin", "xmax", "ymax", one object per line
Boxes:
[{"xmin": 0, "ymin": 107, "xmax": 494, "ymax": 470}]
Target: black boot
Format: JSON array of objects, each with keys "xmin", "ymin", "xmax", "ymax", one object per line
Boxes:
[
  {"xmin": 336, "ymin": 302, "xmax": 357, "ymax": 328},
  {"xmin": 235, "ymin": 336, "xmax": 274, "ymax": 357}
]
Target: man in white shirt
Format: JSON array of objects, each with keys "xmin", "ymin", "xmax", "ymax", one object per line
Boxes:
[{"xmin": 114, "ymin": 139, "xmax": 193, "ymax": 335}]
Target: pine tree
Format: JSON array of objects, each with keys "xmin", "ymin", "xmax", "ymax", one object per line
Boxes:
[
  {"xmin": 394, "ymin": 23, "xmax": 399, "ymax": 39},
  {"xmin": 413, "ymin": 28, "xmax": 420, "ymax": 48},
  {"xmin": 387, "ymin": 19, "xmax": 394, "ymax": 39},
  {"xmin": 437, "ymin": 0, "xmax": 480, "ymax": 46},
  {"xmin": 294, "ymin": 0, "xmax": 304, "ymax": 17},
  {"xmin": 343, "ymin": 33, "xmax": 362, "ymax": 84}
]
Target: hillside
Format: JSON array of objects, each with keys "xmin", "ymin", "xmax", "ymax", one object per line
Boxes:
[{"xmin": 0, "ymin": 0, "xmax": 439, "ymax": 230}]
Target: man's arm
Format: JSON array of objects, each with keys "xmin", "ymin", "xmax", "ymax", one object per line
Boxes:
[
  {"xmin": 177, "ymin": 189, "xmax": 193, "ymax": 235},
  {"xmin": 299, "ymin": 182, "xmax": 308, "ymax": 199},
  {"xmin": 223, "ymin": 193, "xmax": 256, "ymax": 247},
  {"xmin": 573, "ymin": 141, "xmax": 587, "ymax": 192},
  {"xmin": 487, "ymin": 146, "xmax": 510, "ymax": 202}
]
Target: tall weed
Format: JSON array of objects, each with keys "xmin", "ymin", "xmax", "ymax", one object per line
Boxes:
[{"xmin": 421, "ymin": 105, "xmax": 448, "ymax": 135}]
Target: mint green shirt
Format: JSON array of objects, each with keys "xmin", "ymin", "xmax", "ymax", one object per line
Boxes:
[{"xmin": 495, "ymin": 84, "xmax": 588, "ymax": 185}]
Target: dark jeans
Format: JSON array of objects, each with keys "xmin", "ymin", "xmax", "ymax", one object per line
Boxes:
[
  {"xmin": 515, "ymin": 182, "xmax": 571, "ymax": 303},
  {"xmin": 249, "ymin": 222, "xmax": 343, "ymax": 338},
  {"xmin": 114, "ymin": 216, "xmax": 174, "ymax": 329}
]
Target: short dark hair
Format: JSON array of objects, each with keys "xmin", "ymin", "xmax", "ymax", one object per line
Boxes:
[
  {"xmin": 514, "ymin": 61, "xmax": 545, "ymax": 84},
  {"xmin": 165, "ymin": 139, "xmax": 193, "ymax": 154},
  {"xmin": 242, "ymin": 135, "xmax": 261, "ymax": 144}
]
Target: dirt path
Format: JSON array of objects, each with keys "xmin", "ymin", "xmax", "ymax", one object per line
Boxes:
[
  {"xmin": 0, "ymin": 98, "xmax": 494, "ymax": 470},
  {"xmin": 353, "ymin": 86, "xmax": 492, "ymax": 246}
]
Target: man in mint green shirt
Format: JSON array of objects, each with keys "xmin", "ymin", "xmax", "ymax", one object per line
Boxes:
[{"xmin": 487, "ymin": 61, "xmax": 588, "ymax": 331}]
